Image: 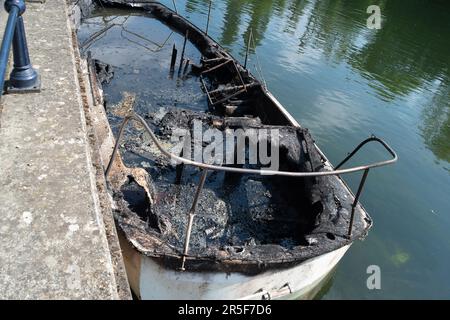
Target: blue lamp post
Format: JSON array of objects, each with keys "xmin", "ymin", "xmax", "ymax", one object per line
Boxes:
[{"xmin": 0, "ymin": 0, "xmax": 40, "ymax": 95}]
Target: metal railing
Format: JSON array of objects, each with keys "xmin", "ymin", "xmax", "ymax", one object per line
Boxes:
[
  {"xmin": 0, "ymin": 0, "xmax": 40, "ymax": 97},
  {"xmin": 105, "ymin": 113, "xmax": 397, "ymax": 269}
]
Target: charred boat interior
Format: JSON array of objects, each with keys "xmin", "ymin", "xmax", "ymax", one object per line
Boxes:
[{"xmin": 74, "ymin": 0, "xmax": 391, "ymax": 274}]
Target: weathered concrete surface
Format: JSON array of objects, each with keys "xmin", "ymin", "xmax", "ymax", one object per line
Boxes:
[{"xmin": 0, "ymin": 1, "xmax": 130, "ymax": 299}]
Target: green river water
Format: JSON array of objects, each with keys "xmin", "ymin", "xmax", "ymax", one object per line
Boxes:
[{"xmin": 154, "ymin": 0, "xmax": 450, "ymax": 299}]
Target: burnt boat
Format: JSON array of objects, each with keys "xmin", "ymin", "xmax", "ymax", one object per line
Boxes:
[{"xmin": 75, "ymin": 0, "xmax": 397, "ymax": 299}]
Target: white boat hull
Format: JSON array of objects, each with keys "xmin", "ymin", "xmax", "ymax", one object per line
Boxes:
[{"xmin": 120, "ymin": 234, "xmax": 350, "ymax": 300}]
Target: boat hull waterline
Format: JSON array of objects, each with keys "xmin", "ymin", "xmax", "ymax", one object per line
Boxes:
[{"xmin": 121, "ymin": 233, "xmax": 350, "ymax": 300}]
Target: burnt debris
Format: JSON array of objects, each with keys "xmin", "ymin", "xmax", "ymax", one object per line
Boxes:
[
  {"xmin": 94, "ymin": 60, "xmax": 114, "ymax": 84},
  {"xmin": 110, "ymin": 106, "xmax": 369, "ymax": 273}
]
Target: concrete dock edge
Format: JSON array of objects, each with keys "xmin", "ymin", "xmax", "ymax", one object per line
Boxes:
[{"xmin": 0, "ymin": 0, "xmax": 131, "ymax": 299}]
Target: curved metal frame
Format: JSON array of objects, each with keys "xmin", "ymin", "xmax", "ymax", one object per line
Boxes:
[
  {"xmin": 106, "ymin": 114, "xmax": 397, "ymax": 178},
  {"xmin": 105, "ymin": 113, "xmax": 398, "ymax": 268}
]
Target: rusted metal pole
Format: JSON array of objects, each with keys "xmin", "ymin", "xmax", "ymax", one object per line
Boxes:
[
  {"xmin": 172, "ymin": 0, "xmax": 178, "ymax": 13},
  {"xmin": 183, "ymin": 59, "xmax": 190, "ymax": 76},
  {"xmin": 179, "ymin": 30, "xmax": 189, "ymax": 72},
  {"xmin": 170, "ymin": 44, "xmax": 177, "ymax": 73},
  {"xmin": 200, "ymin": 75, "xmax": 213, "ymax": 105},
  {"xmin": 205, "ymin": 0, "xmax": 212, "ymax": 36},
  {"xmin": 348, "ymin": 169, "xmax": 370, "ymax": 237},
  {"xmin": 232, "ymin": 61, "xmax": 247, "ymax": 91},
  {"xmin": 175, "ymin": 149, "xmax": 185, "ymax": 184},
  {"xmin": 244, "ymin": 28, "xmax": 253, "ymax": 69},
  {"xmin": 201, "ymin": 58, "xmax": 232, "ymax": 74},
  {"xmin": 202, "ymin": 57, "xmax": 227, "ymax": 64},
  {"xmin": 209, "ymin": 83, "xmax": 248, "ymax": 95},
  {"xmin": 211, "ymin": 88, "xmax": 246, "ymax": 106},
  {"xmin": 180, "ymin": 169, "xmax": 209, "ymax": 271}
]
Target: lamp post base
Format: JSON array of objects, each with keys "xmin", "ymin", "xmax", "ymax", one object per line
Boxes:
[{"xmin": 5, "ymin": 73, "xmax": 41, "ymax": 94}]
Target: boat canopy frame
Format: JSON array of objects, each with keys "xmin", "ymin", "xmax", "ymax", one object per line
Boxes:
[{"xmin": 105, "ymin": 113, "xmax": 398, "ymax": 270}]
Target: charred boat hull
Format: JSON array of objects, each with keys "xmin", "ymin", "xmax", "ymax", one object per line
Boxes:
[
  {"xmin": 73, "ymin": 0, "xmax": 397, "ymax": 300},
  {"xmin": 120, "ymin": 232, "xmax": 349, "ymax": 300}
]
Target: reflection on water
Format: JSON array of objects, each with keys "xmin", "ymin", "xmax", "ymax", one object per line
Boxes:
[
  {"xmin": 157, "ymin": 0, "xmax": 450, "ymax": 298},
  {"xmin": 421, "ymin": 82, "xmax": 450, "ymax": 166}
]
